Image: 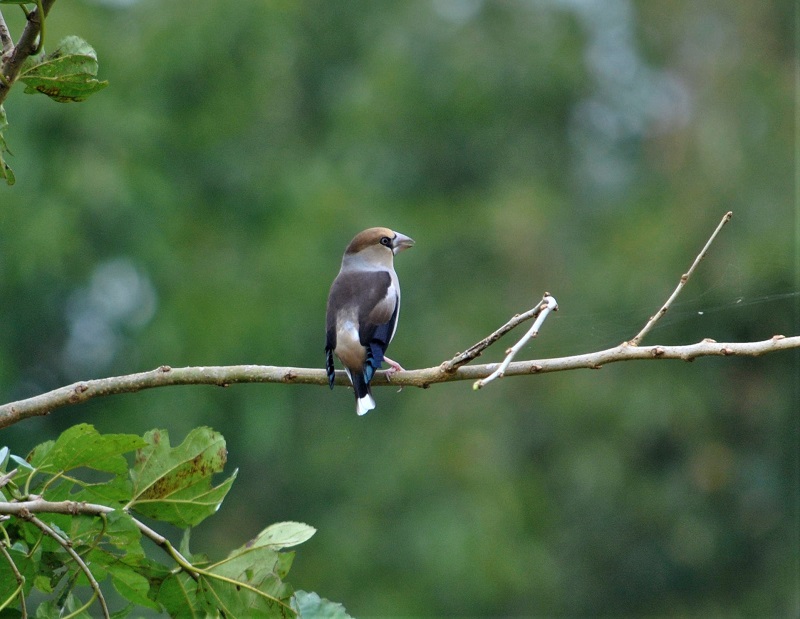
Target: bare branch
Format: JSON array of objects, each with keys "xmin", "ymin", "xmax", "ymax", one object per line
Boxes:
[
  {"xmin": 473, "ymin": 295, "xmax": 558, "ymax": 389},
  {"xmin": 0, "ymin": 335, "xmax": 797, "ymax": 428},
  {"xmin": 442, "ymin": 293, "xmax": 551, "ymax": 372},
  {"xmin": 19, "ymin": 510, "xmax": 109, "ymax": 619},
  {"xmin": 630, "ymin": 211, "xmax": 733, "ymax": 345}
]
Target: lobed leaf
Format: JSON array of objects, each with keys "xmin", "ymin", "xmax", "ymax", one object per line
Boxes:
[
  {"xmin": 28, "ymin": 423, "xmax": 146, "ymax": 477},
  {"xmin": 128, "ymin": 427, "xmax": 237, "ymax": 527},
  {"xmin": 108, "ymin": 562, "xmax": 160, "ymax": 610},
  {"xmin": 19, "ymin": 36, "xmax": 108, "ymax": 103}
]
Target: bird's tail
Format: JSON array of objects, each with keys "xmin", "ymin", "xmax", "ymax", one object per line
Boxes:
[{"xmin": 346, "ymin": 369, "xmax": 376, "ymax": 416}]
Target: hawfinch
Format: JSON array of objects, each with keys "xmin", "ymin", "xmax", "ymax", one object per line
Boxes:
[{"xmin": 325, "ymin": 227, "xmax": 415, "ymax": 415}]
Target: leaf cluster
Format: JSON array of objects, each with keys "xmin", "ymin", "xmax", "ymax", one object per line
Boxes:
[{"xmin": 0, "ymin": 424, "xmax": 348, "ymax": 618}]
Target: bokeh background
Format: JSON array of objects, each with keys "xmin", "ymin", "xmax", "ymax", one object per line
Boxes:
[{"xmin": 1, "ymin": 0, "xmax": 797, "ymax": 616}]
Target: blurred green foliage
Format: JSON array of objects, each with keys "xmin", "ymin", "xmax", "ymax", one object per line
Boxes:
[{"xmin": 0, "ymin": 0, "xmax": 796, "ymax": 616}]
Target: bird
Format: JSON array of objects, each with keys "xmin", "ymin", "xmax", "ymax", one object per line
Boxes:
[{"xmin": 325, "ymin": 227, "xmax": 415, "ymax": 415}]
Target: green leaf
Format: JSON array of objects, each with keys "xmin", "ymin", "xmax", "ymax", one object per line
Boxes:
[
  {"xmin": 292, "ymin": 591, "xmax": 354, "ymax": 619},
  {"xmin": 128, "ymin": 427, "xmax": 237, "ymax": 527},
  {"xmin": 108, "ymin": 563, "xmax": 159, "ymax": 610},
  {"xmin": 19, "ymin": 36, "xmax": 109, "ymax": 103},
  {"xmin": 109, "ymin": 604, "xmax": 135, "ymax": 619},
  {"xmin": 196, "ymin": 551, "xmax": 295, "ymax": 618},
  {"xmin": 33, "ymin": 574, "xmax": 54, "ymax": 594},
  {"xmin": 198, "ymin": 532, "xmax": 298, "ymax": 614},
  {"xmin": 0, "ymin": 106, "xmax": 14, "ymax": 186},
  {"xmin": 0, "ymin": 545, "xmax": 34, "ymax": 600},
  {"xmin": 73, "ymin": 475, "xmax": 134, "ymax": 506},
  {"xmin": 28, "ymin": 423, "xmax": 146, "ymax": 476},
  {"xmin": 103, "ymin": 510, "xmax": 145, "ymax": 555},
  {"xmin": 34, "ymin": 600, "xmax": 59, "ymax": 618},
  {"xmin": 156, "ymin": 522, "xmax": 306, "ymax": 617},
  {"xmin": 156, "ymin": 572, "xmax": 202, "ymax": 618},
  {"xmin": 246, "ymin": 521, "xmax": 317, "ymax": 551}
]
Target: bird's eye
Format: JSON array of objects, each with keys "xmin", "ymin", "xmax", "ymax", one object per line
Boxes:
[{"xmin": 380, "ymin": 236, "xmax": 392, "ymax": 247}]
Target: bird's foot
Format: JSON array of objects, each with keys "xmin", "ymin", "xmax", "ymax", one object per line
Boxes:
[{"xmin": 383, "ymin": 356, "xmax": 405, "ymax": 391}]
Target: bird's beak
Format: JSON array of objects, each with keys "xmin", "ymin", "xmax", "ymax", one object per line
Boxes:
[{"xmin": 392, "ymin": 232, "xmax": 415, "ymax": 254}]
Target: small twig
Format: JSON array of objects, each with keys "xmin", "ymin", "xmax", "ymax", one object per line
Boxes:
[
  {"xmin": 21, "ymin": 512, "xmax": 110, "ymax": 619},
  {"xmin": 0, "ymin": 542, "xmax": 27, "ymax": 618},
  {"xmin": 31, "ymin": 0, "xmax": 44, "ymax": 55},
  {"xmin": 0, "ymin": 0, "xmax": 56, "ymax": 106},
  {"xmin": 473, "ymin": 295, "xmax": 558, "ymax": 389},
  {"xmin": 442, "ymin": 293, "xmax": 551, "ymax": 372},
  {"xmin": 0, "ymin": 468, "xmax": 18, "ymax": 490},
  {"xmin": 0, "ymin": 10, "xmax": 13, "ymax": 58},
  {"xmin": 630, "ymin": 211, "xmax": 733, "ymax": 346},
  {"xmin": 128, "ymin": 514, "xmax": 199, "ymax": 582}
]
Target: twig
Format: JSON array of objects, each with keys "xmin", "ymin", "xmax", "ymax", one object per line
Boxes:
[
  {"xmin": 0, "ymin": 468, "xmax": 18, "ymax": 489},
  {"xmin": 0, "ymin": 0, "xmax": 56, "ymax": 106},
  {"xmin": 1, "ymin": 335, "xmax": 797, "ymax": 428},
  {"xmin": 442, "ymin": 293, "xmax": 551, "ymax": 372},
  {"xmin": 20, "ymin": 511, "xmax": 110, "ymax": 619},
  {"xmin": 473, "ymin": 295, "xmax": 558, "ymax": 389},
  {"xmin": 0, "ymin": 11, "xmax": 13, "ymax": 58},
  {"xmin": 127, "ymin": 514, "xmax": 199, "ymax": 582},
  {"xmin": 630, "ymin": 211, "xmax": 733, "ymax": 345},
  {"xmin": 0, "ymin": 498, "xmax": 198, "ymax": 583},
  {"xmin": 0, "ymin": 542, "xmax": 27, "ymax": 618},
  {"xmin": 0, "ymin": 499, "xmax": 194, "ymax": 572}
]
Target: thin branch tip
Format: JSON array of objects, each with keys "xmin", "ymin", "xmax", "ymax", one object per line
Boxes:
[{"xmin": 631, "ymin": 211, "xmax": 734, "ymax": 346}]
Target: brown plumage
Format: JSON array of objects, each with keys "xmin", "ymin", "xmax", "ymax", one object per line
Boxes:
[{"xmin": 325, "ymin": 227, "xmax": 414, "ymax": 415}]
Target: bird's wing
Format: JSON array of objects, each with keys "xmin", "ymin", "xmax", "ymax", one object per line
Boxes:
[{"xmin": 326, "ymin": 270, "xmax": 397, "ymax": 380}]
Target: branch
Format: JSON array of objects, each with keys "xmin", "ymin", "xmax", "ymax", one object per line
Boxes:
[
  {"xmin": 19, "ymin": 510, "xmax": 109, "ymax": 618},
  {"xmin": 0, "ymin": 211, "xmax": 791, "ymax": 427},
  {"xmin": 0, "ymin": 541, "xmax": 27, "ymax": 618},
  {"xmin": 630, "ymin": 211, "xmax": 733, "ymax": 345},
  {"xmin": 473, "ymin": 295, "xmax": 558, "ymax": 389},
  {"xmin": 0, "ymin": 0, "xmax": 56, "ymax": 106},
  {"xmin": 0, "ymin": 498, "xmax": 196, "ymax": 577},
  {"xmin": 442, "ymin": 293, "xmax": 552, "ymax": 372},
  {"xmin": 0, "ymin": 335, "xmax": 797, "ymax": 428},
  {"xmin": 0, "ymin": 11, "xmax": 13, "ymax": 58}
]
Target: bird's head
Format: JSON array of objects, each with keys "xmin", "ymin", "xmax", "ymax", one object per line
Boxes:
[{"xmin": 343, "ymin": 227, "xmax": 415, "ymax": 268}]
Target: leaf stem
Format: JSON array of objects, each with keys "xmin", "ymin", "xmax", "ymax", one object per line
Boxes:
[
  {"xmin": 61, "ymin": 590, "xmax": 97, "ymax": 619},
  {"xmin": 0, "ymin": 542, "xmax": 27, "ymax": 618},
  {"xmin": 22, "ymin": 512, "xmax": 110, "ymax": 619}
]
